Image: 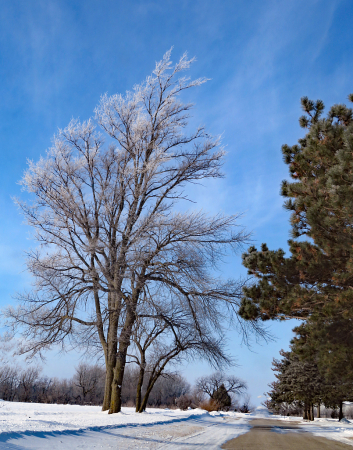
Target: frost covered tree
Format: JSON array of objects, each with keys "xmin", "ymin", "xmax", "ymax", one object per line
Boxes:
[{"xmin": 8, "ymin": 50, "xmax": 249, "ymax": 413}]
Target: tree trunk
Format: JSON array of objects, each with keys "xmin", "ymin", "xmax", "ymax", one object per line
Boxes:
[
  {"xmin": 138, "ymin": 376, "xmax": 157, "ymax": 413},
  {"xmin": 109, "ymin": 347, "xmax": 130, "ymax": 414},
  {"xmin": 109, "ymin": 287, "xmax": 141, "ymax": 414},
  {"xmin": 102, "ymin": 316, "xmax": 118, "ymax": 412},
  {"xmin": 303, "ymin": 403, "xmax": 308, "ymax": 420},
  {"xmin": 135, "ymin": 358, "xmax": 145, "ymax": 412},
  {"xmin": 94, "ymin": 283, "xmax": 111, "ymax": 411},
  {"xmin": 102, "ymin": 361, "xmax": 114, "ymax": 411},
  {"xmin": 317, "ymin": 402, "xmax": 320, "ymax": 418},
  {"xmin": 109, "ymin": 364, "xmax": 123, "ymax": 414},
  {"xmin": 311, "ymin": 403, "xmax": 314, "ymax": 421},
  {"xmin": 109, "ymin": 316, "xmax": 135, "ymax": 413},
  {"xmin": 138, "ymin": 350, "xmax": 181, "ymax": 413},
  {"xmin": 339, "ymin": 400, "xmax": 344, "ymax": 421}
]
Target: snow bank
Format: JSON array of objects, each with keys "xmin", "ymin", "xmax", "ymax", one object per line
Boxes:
[
  {"xmin": 298, "ymin": 419, "xmax": 353, "ymax": 446},
  {"xmin": 0, "ymin": 402, "xmax": 210, "ymax": 435},
  {"xmin": 260, "ymin": 408, "xmax": 353, "ymax": 445},
  {"xmin": 340, "ymin": 417, "xmax": 351, "ymax": 423}
]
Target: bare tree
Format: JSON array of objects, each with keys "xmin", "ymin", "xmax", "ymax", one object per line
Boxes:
[
  {"xmin": 74, "ymin": 363, "xmax": 105, "ymax": 404},
  {"xmin": 130, "ymin": 297, "xmax": 231, "ymax": 412},
  {"xmin": 196, "ymin": 371, "xmax": 247, "ymax": 402},
  {"xmin": 137, "ymin": 335, "xmax": 217, "ymax": 413},
  {"xmin": 237, "ymin": 394, "xmax": 254, "ymax": 413},
  {"xmin": 129, "ymin": 316, "xmax": 168, "ymax": 412},
  {"xmin": 7, "ymin": 50, "xmax": 249, "ymax": 413},
  {"xmin": 0, "ymin": 365, "xmax": 19, "ymax": 401},
  {"xmin": 146, "ymin": 372, "xmax": 190, "ymax": 408},
  {"xmin": 18, "ymin": 367, "xmax": 41, "ymax": 402},
  {"xmin": 35, "ymin": 376, "xmax": 53, "ymax": 403}
]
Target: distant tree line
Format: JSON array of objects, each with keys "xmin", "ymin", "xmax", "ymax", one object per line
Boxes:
[
  {"xmin": 0, "ymin": 363, "xmax": 104, "ymax": 405},
  {"xmin": 0, "ymin": 363, "xmax": 249, "ymax": 413},
  {"xmin": 0, "ymin": 363, "xmax": 191, "ymax": 408},
  {"xmin": 238, "ymin": 94, "xmax": 353, "ymax": 421}
]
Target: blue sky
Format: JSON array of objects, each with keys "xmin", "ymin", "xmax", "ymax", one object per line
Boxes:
[{"xmin": 0, "ymin": 0, "xmax": 352, "ymax": 404}]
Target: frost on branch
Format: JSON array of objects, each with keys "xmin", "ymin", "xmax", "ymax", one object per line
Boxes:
[{"xmin": 9, "ymin": 50, "xmax": 251, "ymax": 414}]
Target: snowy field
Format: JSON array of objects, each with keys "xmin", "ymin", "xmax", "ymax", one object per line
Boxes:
[
  {"xmin": 0, "ymin": 402, "xmax": 250, "ymax": 449},
  {"xmin": 0, "ymin": 402, "xmax": 353, "ymax": 449}
]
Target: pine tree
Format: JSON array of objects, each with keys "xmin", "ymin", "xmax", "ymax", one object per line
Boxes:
[
  {"xmin": 239, "ymin": 94, "xmax": 353, "ymax": 323},
  {"xmin": 239, "ymin": 95, "xmax": 353, "ymax": 421},
  {"xmin": 213, "ymin": 383, "xmax": 232, "ymax": 411},
  {"xmin": 267, "ymin": 320, "xmax": 353, "ymax": 421},
  {"xmin": 291, "ymin": 319, "xmax": 353, "ymax": 420},
  {"xmin": 267, "ymin": 347, "xmax": 323, "ymax": 420}
]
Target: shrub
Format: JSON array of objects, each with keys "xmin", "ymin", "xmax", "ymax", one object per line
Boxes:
[
  {"xmin": 200, "ymin": 399, "xmax": 219, "ymax": 412},
  {"xmin": 175, "ymin": 394, "xmax": 193, "ymax": 410}
]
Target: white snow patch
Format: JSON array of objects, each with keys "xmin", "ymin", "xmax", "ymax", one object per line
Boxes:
[
  {"xmin": 0, "ymin": 402, "xmax": 208, "ymax": 434},
  {"xmin": 297, "ymin": 418, "xmax": 353, "ymax": 446},
  {"xmin": 249, "ymin": 405, "xmax": 272, "ymax": 418}
]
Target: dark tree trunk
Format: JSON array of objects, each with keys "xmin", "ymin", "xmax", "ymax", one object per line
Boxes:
[
  {"xmin": 109, "ymin": 348, "xmax": 130, "ymax": 414},
  {"xmin": 94, "ymin": 285, "xmax": 112, "ymax": 411},
  {"xmin": 138, "ymin": 350, "xmax": 180, "ymax": 413},
  {"xmin": 135, "ymin": 358, "xmax": 145, "ymax": 412},
  {"xmin": 317, "ymin": 402, "xmax": 320, "ymax": 418},
  {"xmin": 138, "ymin": 375, "xmax": 157, "ymax": 413},
  {"xmin": 303, "ymin": 403, "xmax": 309, "ymax": 420},
  {"xmin": 109, "ymin": 309, "xmax": 136, "ymax": 414},
  {"xmin": 102, "ymin": 361, "xmax": 114, "ymax": 411},
  {"xmin": 109, "ymin": 364, "xmax": 123, "ymax": 414},
  {"xmin": 339, "ymin": 400, "xmax": 344, "ymax": 421},
  {"xmin": 102, "ymin": 317, "xmax": 118, "ymax": 411}
]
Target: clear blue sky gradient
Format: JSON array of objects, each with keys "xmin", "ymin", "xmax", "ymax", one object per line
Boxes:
[{"xmin": 0, "ymin": 0, "xmax": 352, "ymax": 405}]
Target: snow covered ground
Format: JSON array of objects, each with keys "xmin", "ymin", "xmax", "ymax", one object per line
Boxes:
[
  {"xmin": 272, "ymin": 414, "xmax": 353, "ymax": 447},
  {"xmin": 0, "ymin": 401, "xmax": 212, "ymax": 434},
  {"xmin": 0, "ymin": 402, "xmax": 250, "ymax": 449},
  {"xmin": 252, "ymin": 405, "xmax": 353, "ymax": 447},
  {"xmin": 0, "ymin": 402, "xmax": 353, "ymax": 449}
]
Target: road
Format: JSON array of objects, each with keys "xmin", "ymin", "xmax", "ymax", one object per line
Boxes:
[{"xmin": 222, "ymin": 418, "xmax": 353, "ymax": 449}]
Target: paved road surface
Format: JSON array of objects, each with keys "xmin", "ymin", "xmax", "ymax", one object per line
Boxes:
[{"xmin": 222, "ymin": 418, "xmax": 353, "ymax": 449}]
